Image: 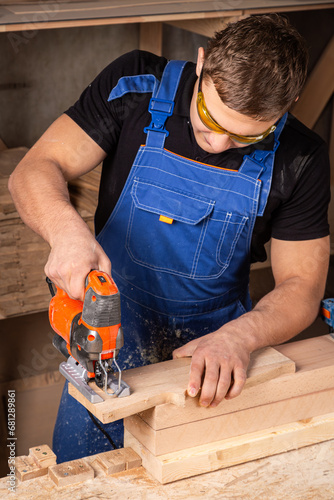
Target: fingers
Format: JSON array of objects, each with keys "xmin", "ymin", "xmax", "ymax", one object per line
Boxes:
[
  {"xmin": 172, "ymin": 338, "xmax": 200, "ymax": 359},
  {"xmin": 45, "ymin": 261, "xmax": 87, "ymax": 301},
  {"xmin": 45, "ymin": 238, "xmax": 111, "ymax": 301},
  {"xmin": 199, "ymin": 362, "xmax": 246, "ymax": 407},
  {"xmin": 186, "ymin": 344, "xmax": 248, "ymax": 408},
  {"xmin": 187, "ymin": 355, "xmax": 204, "ymax": 398},
  {"xmin": 224, "ymin": 366, "xmax": 247, "ymax": 401}
]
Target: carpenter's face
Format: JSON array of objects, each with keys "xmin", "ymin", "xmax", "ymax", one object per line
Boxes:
[{"xmin": 190, "ymin": 74, "xmax": 278, "ymax": 154}]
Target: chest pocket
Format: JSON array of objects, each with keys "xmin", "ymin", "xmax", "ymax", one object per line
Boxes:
[{"xmin": 126, "ymin": 179, "xmax": 249, "ymax": 279}]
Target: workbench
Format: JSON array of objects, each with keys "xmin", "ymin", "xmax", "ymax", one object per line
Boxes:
[
  {"xmin": 1, "ymin": 440, "xmax": 333, "ymax": 499},
  {"xmin": 2, "ymin": 336, "xmax": 334, "ymax": 498}
]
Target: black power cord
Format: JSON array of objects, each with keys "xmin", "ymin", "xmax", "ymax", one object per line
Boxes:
[{"xmin": 86, "ymin": 409, "xmax": 117, "ymax": 450}]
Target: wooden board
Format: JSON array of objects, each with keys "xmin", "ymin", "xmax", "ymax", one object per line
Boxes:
[
  {"xmin": 124, "ymin": 387, "xmax": 334, "ymax": 455},
  {"xmin": 0, "ymin": 148, "xmax": 100, "ymax": 318},
  {"xmin": 125, "ymin": 412, "xmax": 334, "ymax": 484},
  {"xmin": 1, "ymin": 1, "xmax": 333, "ymax": 32},
  {"xmin": 15, "ymin": 445, "xmax": 57, "ymax": 482},
  {"xmin": 138, "ymin": 335, "xmax": 334, "ymax": 429},
  {"xmin": 91, "ymin": 448, "xmax": 142, "ymax": 475},
  {"xmin": 48, "ymin": 459, "xmax": 94, "ymax": 487},
  {"xmin": 68, "ymin": 346, "xmax": 295, "ymax": 424}
]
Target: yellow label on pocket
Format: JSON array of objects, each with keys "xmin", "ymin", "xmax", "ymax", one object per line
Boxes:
[{"xmin": 159, "ymin": 215, "xmax": 173, "ymax": 224}]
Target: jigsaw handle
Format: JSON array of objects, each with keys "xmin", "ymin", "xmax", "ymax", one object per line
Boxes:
[{"xmin": 47, "ymin": 278, "xmax": 83, "ymax": 340}]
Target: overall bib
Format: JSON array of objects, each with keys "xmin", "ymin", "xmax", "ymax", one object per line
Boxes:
[{"xmin": 53, "ymin": 60, "xmax": 287, "ymax": 462}]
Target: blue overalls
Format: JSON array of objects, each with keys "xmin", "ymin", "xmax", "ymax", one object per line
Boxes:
[{"xmin": 53, "ymin": 60, "xmax": 287, "ymax": 462}]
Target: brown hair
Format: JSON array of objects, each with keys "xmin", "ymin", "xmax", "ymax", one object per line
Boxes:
[{"xmin": 203, "ymin": 14, "xmax": 309, "ymax": 120}]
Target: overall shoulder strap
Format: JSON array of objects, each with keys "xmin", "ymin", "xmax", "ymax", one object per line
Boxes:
[
  {"xmin": 145, "ymin": 60, "xmax": 188, "ymax": 148},
  {"xmin": 107, "ymin": 74, "xmax": 160, "ymax": 102},
  {"xmin": 239, "ymin": 112, "xmax": 288, "ymax": 216}
]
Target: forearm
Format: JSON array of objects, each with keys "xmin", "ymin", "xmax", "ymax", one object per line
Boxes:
[
  {"xmin": 9, "ymin": 153, "xmax": 110, "ymax": 299},
  {"xmin": 221, "ymin": 274, "xmax": 324, "ymax": 353},
  {"xmin": 8, "ymin": 155, "xmax": 89, "ymax": 246}
]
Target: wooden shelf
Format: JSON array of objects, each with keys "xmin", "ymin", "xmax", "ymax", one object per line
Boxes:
[{"xmin": 0, "ymin": 0, "xmax": 333, "ymax": 32}]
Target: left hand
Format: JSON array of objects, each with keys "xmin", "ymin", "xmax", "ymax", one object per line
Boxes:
[{"xmin": 173, "ymin": 329, "xmax": 251, "ymax": 407}]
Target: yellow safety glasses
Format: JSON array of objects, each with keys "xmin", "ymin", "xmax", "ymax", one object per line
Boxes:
[{"xmin": 196, "ymin": 70, "xmax": 277, "ymax": 145}]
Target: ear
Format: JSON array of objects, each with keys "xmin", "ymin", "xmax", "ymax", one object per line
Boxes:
[{"xmin": 196, "ymin": 47, "xmax": 205, "ymax": 77}]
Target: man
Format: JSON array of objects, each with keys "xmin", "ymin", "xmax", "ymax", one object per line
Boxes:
[{"xmin": 9, "ymin": 14, "xmax": 330, "ymax": 462}]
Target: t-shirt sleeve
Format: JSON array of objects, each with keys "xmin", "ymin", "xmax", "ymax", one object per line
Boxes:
[
  {"xmin": 64, "ymin": 50, "xmax": 166, "ymax": 155},
  {"xmin": 65, "ymin": 60, "xmax": 121, "ymax": 154},
  {"xmin": 271, "ymin": 140, "xmax": 330, "ymax": 241}
]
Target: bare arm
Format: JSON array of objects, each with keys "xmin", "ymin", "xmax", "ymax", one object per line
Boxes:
[
  {"xmin": 173, "ymin": 236, "xmax": 330, "ymax": 407},
  {"xmin": 8, "ymin": 114, "xmax": 110, "ymax": 299}
]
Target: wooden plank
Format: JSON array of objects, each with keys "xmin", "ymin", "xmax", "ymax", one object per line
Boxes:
[
  {"xmin": 91, "ymin": 447, "xmax": 141, "ymax": 475},
  {"xmin": 2, "ymin": 0, "xmax": 92, "ymax": 4},
  {"xmin": 124, "ymin": 387, "xmax": 334, "ymax": 455},
  {"xmin": 138, "ymin": 335, "xmax": 334, "ymax": 429},
  {"xmin": 48, "ymin": 459, "xmax": 94, "ymax": 487},
  {"xmin": 139, "ymin": 22, "xmax": 162, "ymax": 56},
  {"xmin": 0, "ymin": 152, "xmax": 97, "ymax": 318},
  {"xmin": 16, "ymin": 445, "xmax": 57, "ymax": 482},
  {"xmin": 0, "ymin": 11, "xmax": 243, "ymax": 33},
  {"xmin": 29, "ymin": 445, "xmax": 57, "ymax": 468},
  {"xmin": 243, "ymin": 3, "xmax": 334, "ymax": 14},
  {"xmin": 124, "ymin": 412, "xmax": 334, "ymax": 484},
  {"xmin": 165, "ymin": 17, "xmax": 238, "ymax": 37},
  {"xmin": 1, "ymin": 1, "xmax": 333, "ymax": 33},
  {"xmin": 292, "ymin": 35, "xmax": 334, "ymax": 129},
  {"xmin": 68, "ymin": 346, "xmax": 295, "ymax": 424}
]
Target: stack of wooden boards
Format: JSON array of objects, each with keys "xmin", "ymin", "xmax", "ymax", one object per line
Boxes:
[
  {"xmin": 0, "ymin": 146, "xmax": 101, "ymax": 318},
  {"xmin": 69, "ymin": 335, "xmax": 334, "ymax": 484}
]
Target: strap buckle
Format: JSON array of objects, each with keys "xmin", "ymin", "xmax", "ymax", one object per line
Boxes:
[{"xmin": 144, "ymin": 97, "xmax": 174, "ymax": 136}]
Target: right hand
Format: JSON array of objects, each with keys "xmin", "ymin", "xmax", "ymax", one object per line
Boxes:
[{"xmin": 44, "ymin": 226, "xmax": 111, "ymax": 301}]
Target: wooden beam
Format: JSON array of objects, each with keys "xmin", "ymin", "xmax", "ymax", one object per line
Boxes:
[
  {"xmin": 68, "ymin": 346, "xmax": 295, "ymax": 424},
  {"xmin": 124, "ymin": 412, "xmax": 334, "ymax": 484},
  {"xmin": 48, "ymin": 459, "xmax": 94, "ymax": 487},
  {"xmin": 2, "ymin": 2, "xmax": 334, "ymax": 33},
  {"xmin": 292, "ymin": 35, "xmax": 334, "ymax": 129},
  {"xmin": 15, "ymin": 445, "xmax": 57, "ymax": 482},
  {"xmin": 139, "ymin": 22, "xmax": 163, "ymax": 56},
  {"xmin": 124, "ymin": 387, "xmax": 334, "ymax": 456},
  {"xmin": 137, "ymin": 335, "xmax": 334, "ymax": 430},
  {"xmin": 165, "ymin": 17, "xmax": 240, "ymax": 38},
  {"xmin": 91, "ymin": 448, "xmax": 141, "ymax": 475}
]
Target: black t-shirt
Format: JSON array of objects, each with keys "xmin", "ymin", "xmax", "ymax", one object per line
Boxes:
[{"xmin": 65, "ymin": 50, "xmax": 330, "ymax": 263}]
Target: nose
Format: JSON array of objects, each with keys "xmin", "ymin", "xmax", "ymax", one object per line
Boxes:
[{"xmin": 206, "ymin": 132, "xmax": 232, "ymax": 152}]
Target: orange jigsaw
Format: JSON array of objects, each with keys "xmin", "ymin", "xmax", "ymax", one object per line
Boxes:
[{"xmin": 47, "ymin": 270, "xmax": 130, "ymax": 403}]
